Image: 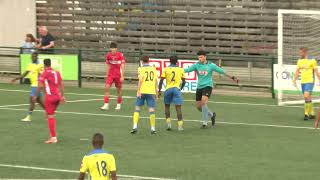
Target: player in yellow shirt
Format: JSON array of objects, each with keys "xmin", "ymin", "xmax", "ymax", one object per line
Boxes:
[
  {"xmin": 79, "ymin": 133, "xmax": 117, "ymax": 180},
  {"xmin": 131, "ymin": 55, "xmax": 158, "ymax": 134},
  {"xmin": 11, "ymin": 52, "xmax": 44, "ymax": 122},
  {"xmin": 293, "ymin": 47, "xmax": 320, "ymax": 121},
  {"xmin": 158, "ymin": 55, "xmax": 186, "ymax": 131}
]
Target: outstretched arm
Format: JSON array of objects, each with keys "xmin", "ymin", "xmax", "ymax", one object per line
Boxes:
[
  {"xmin": 184, "ymin": 64, "xmax": 196, "ymax": 73},
  {"xmin": 11, "ymin": 71, "xmax": 29, "ymax": 83},
  {"xmin": 224, "ymin": 73, "xmax": 239, "ymax": 84},
  {"xmin": 212, "ymin": 64, "xmax": 239, "ymax": 84}
]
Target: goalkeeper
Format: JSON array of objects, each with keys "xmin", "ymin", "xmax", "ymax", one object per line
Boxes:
[
  {"xmin": 293, "ymin": 47, "xmax": 320, "ymax": 121},
  {"xmin": 184, "ymin": 50, "xmax": 239, "ymax": 128}
]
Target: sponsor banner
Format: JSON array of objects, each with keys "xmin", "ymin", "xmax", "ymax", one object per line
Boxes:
[
  {"xmin": 20, "ymin": 54, "xmax": 78, "ymax": 80},
  {"xmin": 273, "ymin": 64, "xmax": 320, "ymax": 94},
  {"xmin": 149, "ymin": 58, "xmax": 198, "ymax": 92}
]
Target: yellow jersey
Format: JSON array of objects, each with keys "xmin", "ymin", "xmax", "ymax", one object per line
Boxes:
[
  {"xmin": 138, "ymin": 65, "xmax": 157, "ymax": 94},
  {"xmin": 80, "ymin": 149, "xmax": 116, "ymax": 180},
  {"xmin": 297, "ymin": 58, "xmax": 317, "ymax": 83},
  {"xmin": 161, "ymin": 65, "xmax": 185, "ymax": 90},
  {"xmin": 26, "ymin": 63, "xmax": 43, "ymax": 87}
]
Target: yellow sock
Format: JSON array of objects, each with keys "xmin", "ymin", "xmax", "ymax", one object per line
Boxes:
[
  {"xmin": 304, "ymin": 103, "xmax": 309, "ymax": 115},
  {"xmin": 150, "ymin": 113, "xmax": 156, "ymax": 131},
  {"xmin": 133, "ymin": 111, "xmax": 139, "ymax": 129},
  {"xmin": 178, "ymin": 120, "xmax": 183, "ymax": 128},
  {"xmin": 166, "ymin": 118, "xmax": 171, "ymax": 124},
  {"xmin": 309, "ymin": 103, "xmax": 314, "ymax": 116}
]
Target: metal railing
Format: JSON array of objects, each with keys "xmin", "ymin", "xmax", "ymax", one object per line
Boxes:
[{"xmin": 0, "ymin": 46, "xmax": 276, "ymax": 97}]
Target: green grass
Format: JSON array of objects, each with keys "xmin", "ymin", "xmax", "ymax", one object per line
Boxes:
[{"xmin": 0, "ymin": 83, "xmax": 320, "ymax": 180}]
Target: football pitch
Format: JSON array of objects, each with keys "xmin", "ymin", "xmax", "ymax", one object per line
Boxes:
[{"xmin": 1, "ymin": 83, "xmax": 320, "ymax": 180}]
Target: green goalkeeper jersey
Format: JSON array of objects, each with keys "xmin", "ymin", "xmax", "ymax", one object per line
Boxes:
[{"xmin": 184, "ymin": 61, "xmax": 225, "ymax": 89}]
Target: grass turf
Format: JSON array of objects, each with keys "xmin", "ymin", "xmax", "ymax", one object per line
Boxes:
[{"xmin": 0, "ymin": 83, "xmax": 319, "ymax": 180}]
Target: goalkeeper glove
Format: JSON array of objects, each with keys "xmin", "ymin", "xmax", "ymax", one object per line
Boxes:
[{"xmin": 231, "ymin": 76, "xmax": 239, "ymax": 84}]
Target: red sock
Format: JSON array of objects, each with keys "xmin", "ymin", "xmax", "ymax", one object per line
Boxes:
[
  {"xmin": 104, "ymin": 96, "xmax": 109, "ymax": 103},
  {"xmin": 117, "ymin": 97, "xmax": 122, "ymax": 104},
  {"xmin": 48, "ymin": 117, "xmax": 56, "ymax": 138}
]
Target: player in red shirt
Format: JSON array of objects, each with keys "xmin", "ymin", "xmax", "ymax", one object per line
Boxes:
[
  {"xmin": 33, "ymin": 58, "xmax": 65, "ymax": 144},
  {"xmin": 100, "ymin": 42, "xmax": 125, "ymax": 110}
]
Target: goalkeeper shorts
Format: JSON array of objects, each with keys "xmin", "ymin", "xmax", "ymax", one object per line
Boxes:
[{"xmin": 195, "ymin": 86, "xmax": 212, "ymax": 101}]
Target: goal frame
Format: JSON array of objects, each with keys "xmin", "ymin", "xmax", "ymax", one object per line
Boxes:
[{"xmin": 277, "ymin": 9, "xmax": 320, "ymax": 105}]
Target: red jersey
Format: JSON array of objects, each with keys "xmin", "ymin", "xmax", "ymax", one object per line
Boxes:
[
  {"xmin": 39, "ymin": 67, "xmax": 62, "ymax": 96},
  {"xmin": 105, "ymin": 51, "xmax": 125, "ymax": 77}
]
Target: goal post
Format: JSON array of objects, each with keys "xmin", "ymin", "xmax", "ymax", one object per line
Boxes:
[{"xmin": 276, "ymin": 9, "xmax": 320, "ymax": 105}]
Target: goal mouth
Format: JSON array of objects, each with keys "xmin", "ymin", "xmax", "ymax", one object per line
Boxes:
[{"xmin": 276, "ymin": 9, "xmax": 320, "ymax": 105}]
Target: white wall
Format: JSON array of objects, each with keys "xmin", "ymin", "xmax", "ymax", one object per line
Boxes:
[{"xmin": 0, "ymin": 0, "xmax": 36, "ymax": 47}]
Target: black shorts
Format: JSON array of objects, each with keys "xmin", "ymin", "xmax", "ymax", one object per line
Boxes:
[{"xmin": 195, "ymin": 86, "xmax": 213, "ymax": 101}]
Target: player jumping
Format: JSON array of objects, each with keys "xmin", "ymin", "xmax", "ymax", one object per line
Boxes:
[
  {"xmin": 11, "ymin": 51, "xmax": 45, "ymax": 122},
  {"xmin": 293, "ymin": 47, "xmax": 320, "ymax": 122},
  {"xmin": 34, "ymin": 58, "xmax": 65, "ymax": 144},
  {"xmin": 79, "ymin": 133, "xmax": 117, "ymax": 180},
  {"xmin": 184, "ymin": 50, "xmax": 239, "ymax": 128},
  {"xmin": 101, "ymin": 42, "xmax": 125, "ymax": 111},
  {"xmin": 131, "ymin": 56, "xmax": 158, "ymax": 134},
  {"xmin": 158, "ymin": 55, "xmax": 186, "ymax": 131}
]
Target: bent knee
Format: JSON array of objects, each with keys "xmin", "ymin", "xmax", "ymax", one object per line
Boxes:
[{"xmin": 304, "ymin": 92, "xmax": 311, "ymax": 99}]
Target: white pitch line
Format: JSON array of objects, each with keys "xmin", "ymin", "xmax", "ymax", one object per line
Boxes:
[
  {"xmin": 0, "ymin": 88, "xmax": 135, "ymax": 99},
  {"xmin": 0, "ymin": 104, "xmax": 29, "ymax": 108},
  {"xmin": 66, "ymin": 98, "xmax": 101, "ymax": 103},
  {"xmin": 0, "ymin": 179, "xmax": 75, "ymax": 180},
  {"xmin": 0, "ymin": 99, "xmax": 102, "ymax": 108},
  {"xmin": 0, "ymin": 164, "xmax": 175, "ymax": 180},
  {"xmin": 0, "ymin": 107, "xmax": 315, "ymax": 130},
  {"xmin": 0, "ymin": 88, "xmax": 302, "ymax": 108},
  {"xmin": 218, "ymin": 121, "xmax": 315, "ymax": 130},
  {"xmin": 184, "ymin": 99, "xmax": 303, "ymax": 108}
]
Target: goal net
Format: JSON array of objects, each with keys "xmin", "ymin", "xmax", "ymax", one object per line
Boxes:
[{"xmin": 276, "ymin": 9, "xmax": 320, "ymax": 105}]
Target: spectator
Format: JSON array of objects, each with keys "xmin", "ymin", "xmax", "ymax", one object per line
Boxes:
[
  {"xmin": 21, "ymin": 34, "xmax": 36, "ymax": 54},
  {"xmin": 36, "ymin": 26, "xmax": 55, "ymax": 53}
]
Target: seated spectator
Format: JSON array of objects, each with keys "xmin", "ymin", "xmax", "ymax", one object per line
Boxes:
[
  {"xmin": 21, "ymin": 34, "xmax": 36, "ymax": 54},
  {"xmin": 36, "ymin": 26, "xmax": 55, "ymax": 53}
]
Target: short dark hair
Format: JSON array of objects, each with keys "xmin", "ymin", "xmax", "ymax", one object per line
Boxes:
[
  {"xmin": 169, "ymin": 55, "xmax": 178, "ymax": 64},
  {"xmin": 32, "ymin": 51, "xmax": 38, "ymax": 56},
  {"xmin": 141, "ymin": 55, "xmax": 149, "ymax": 63},
  {"xmin": 110, "ymin": 42, "xmax": 117, "ymax": 48},
  {"xmin": 197, "ymin": 50, "xmax": 207, "ymax": 56},
  {"xmin": 93, "ymin": 133, "xmax": 104, "ymax": 141},
  {"xmin": 92, "ymin": 133, "xmax": 104, "ymax": 147},
  {"xmin": 44, "ymin": 58, "xmax": 51, "ymax": 67}
]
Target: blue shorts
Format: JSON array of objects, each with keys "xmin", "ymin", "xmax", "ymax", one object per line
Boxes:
[
  {"xmin": 164, "ymin": 87, "xmax": 183, "ymax": 105},
  {"xmin": 135, "ymin": 94, "xmax": 156, "ymax": 107},
  {"xmin": 301, "ymin": 83, "xmax": 314, "ymax": 93},
  {"xmin": 30, "ymin": 87, "xmax": 42, "ymax": 97}
]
